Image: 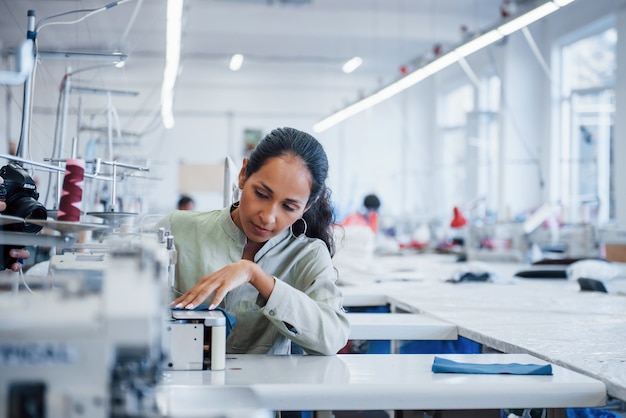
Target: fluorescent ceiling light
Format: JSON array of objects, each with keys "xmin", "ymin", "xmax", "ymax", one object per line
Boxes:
[
  {"xmin": 497, "ymin": 2, "xmax": 558, "ymax": 36},
  {"xmin": 313, "ymin": 0, "xmax": 572, "ymax": 133},
  {"xmin": 229, "ymin": 54, "xmax": 244, "ymax": 71},
  {"xmin": 342, "ymin": 56, "xmax": 362, "ymax": 74},
  {"xmin": 396, "ymin": 52, "xmax": 459, "ymax": 88},
  {"xmin": 454, "ymin": 30, "xmax": 503, "ymax": 58},
  {"xmin": 314, "ymin": 52, "xmax": 458, "ymax": 132},
  {"xmin": 161, "ymin": 0, "xmax": 183, "ymax": 129},
  {"xmin": 314, "ymin": 47, "xmax": 459, "ymax": 133}
]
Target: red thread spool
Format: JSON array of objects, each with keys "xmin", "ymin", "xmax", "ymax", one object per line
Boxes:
[{"xmin": 57, "ymin": 159, "xmax": 85, "ymax": 222}]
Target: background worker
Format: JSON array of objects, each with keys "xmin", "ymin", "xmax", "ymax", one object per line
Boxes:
[
  {"xmin": 177, "ymin": 194, "xmax": 195, "ymax": 210},
  {"xmin": 341, "ymin": 193, "xmax": 381, "ymax": 233}
]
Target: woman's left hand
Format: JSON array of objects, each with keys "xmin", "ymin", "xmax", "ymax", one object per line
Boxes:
[{"xmin": 172, "ymin": 259, "xmax": 256, "ymax": 310}]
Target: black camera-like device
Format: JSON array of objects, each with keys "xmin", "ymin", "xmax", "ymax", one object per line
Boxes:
[
  {"xmin": 0, "ymin": 163, "xmax": 47, "ymax": 232},
  {"xmin": 1, "ymin": 163, "xmax": 47, "ymax": 270}
]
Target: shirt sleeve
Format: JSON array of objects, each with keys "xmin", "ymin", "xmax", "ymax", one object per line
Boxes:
[{"xmin": 260, "ymin": 244, "xmax": 350, "ymax": 355}]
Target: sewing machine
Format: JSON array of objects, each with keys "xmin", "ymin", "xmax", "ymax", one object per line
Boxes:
[
  {"xmin": 0, "ymin": 220, "xmax": 238, "ymax": 417},
  {"xmin": 466, "ymin": 204, "xmax": 601, "ymax": 263},
  {"xmin": 163, "ymin": 309, "xmax": 227, "ymax": 371},
  {"xmin": 0, "ymin": 233, "xmax": 170, "ymax": 418}
]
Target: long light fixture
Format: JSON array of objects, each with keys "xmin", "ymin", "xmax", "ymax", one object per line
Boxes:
[
  {"xmin": 498, "ymin": 2, "xmax": 558, "ymax": 35},
  {"xmin": 161, "ymin": 0, "xmax": 183, "ymax": 129},
  {"xmin": 313, "ymin": 0, "xmax": 575, "ymax": 133}
]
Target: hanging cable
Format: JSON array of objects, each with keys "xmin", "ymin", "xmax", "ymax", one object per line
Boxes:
[
  {"xmin": 487, "ymin": 47, "xmax": 545, "ymax": 190},
  {"xmin": 42, "ymin": 79, "xmax": 66, "ymax": 209},
  {"xmin": 15, "ymin": 0, "xmax": 136, "ymax": 162},
  {"xmin": 521, "ymin": 26, "xmax": 553, "ymax": 82},
  {"xmin": 457, "ymin": 56, "xmax": 481, "ymax": 89},
  {"xmin": 120, "ymin": 0, "xmax": 144, "ymax": 47},
  {"xmin": 35, "ymin": 1, "xmax": 135, "ymax": 32}
]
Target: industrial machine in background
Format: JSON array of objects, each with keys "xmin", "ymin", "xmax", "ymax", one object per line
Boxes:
[
  {"xmin": 465, "ymin": 203, "xmax": 601, "ymax": 263},
  {"xmin": 0, "ymin": 232, "xmax": 171, "ymax": 418},
  {"xmin": 0, "ymin": 224, "xmax": 248, "ymax": 418},
  {"xmin": 0, "ymin": 5, "xmax": 259, "ymax": 416}
]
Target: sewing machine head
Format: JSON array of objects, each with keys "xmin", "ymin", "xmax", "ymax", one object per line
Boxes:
[
  {"xmin": 0, "ymin": 232, "xmax": 171, "ymax": 418},
  {"xmin": 163, "ymin": 309, "xmax": 227, "ymax": 371}
]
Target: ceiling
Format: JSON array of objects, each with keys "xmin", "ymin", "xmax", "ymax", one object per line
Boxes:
[{"xmin": 0, "ymin": 0, "xmax": 506, "ymax": 137}]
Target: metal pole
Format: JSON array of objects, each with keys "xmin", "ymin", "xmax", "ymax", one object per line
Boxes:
[
  {"xmin": 110, "ymin": 161, "xmax": 117, "ymax": 212},
  {"xmin": 16, "ymin": 10, "xmax": 36, "ymax": 159},
  {"xmin": 59, "ymin": 67, "xmax": 71, "ymax": 159}
]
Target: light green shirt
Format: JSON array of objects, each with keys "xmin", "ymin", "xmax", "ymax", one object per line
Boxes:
[{"xmin": 159, "ymin": 206, "xmax": 350, "ymax": 355}]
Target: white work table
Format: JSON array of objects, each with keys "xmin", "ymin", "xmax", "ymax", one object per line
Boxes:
[
  {"xmin": 157, "ymin": 353, "xmax": 606, "ymax": 414},
  {"xmin": 346, "ymin": 312, "xmax": 457, "ymax": 340},
  {"xmin": 336, "ymin": 253, "xmax": 626, "ymax": 403},
  {"xmin": 383, "ymin": 277, "xmax": 626, "ymax": 402}
]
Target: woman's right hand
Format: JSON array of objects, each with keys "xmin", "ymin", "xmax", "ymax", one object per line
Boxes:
[{"xmin": 171, "ymin": 259, "xmax": 259, "ymax": 310}]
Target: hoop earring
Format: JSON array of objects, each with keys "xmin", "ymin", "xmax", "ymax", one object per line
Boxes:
[
  {"xmin": 232, "ymin": 201, "xmax": 240, "ymax": 208},
  {"xmin": 290, "ymin": 217, "xmax": 307, "ymax": 238}
]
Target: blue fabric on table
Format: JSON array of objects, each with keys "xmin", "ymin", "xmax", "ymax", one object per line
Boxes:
[
  {"xmin": 171, "ymin": 305, "xmax": 236, "ymax": 338},
  {"xmin": 566, "ymin": 408, "xmax": 621, "ymax": 418},
  {"xmin": 431, "ymin": 356, "xmax": 553, "ymax": 375},
  {"xmin": 401, "ymin": 336, "xmax": 481, "ymax": 354}
]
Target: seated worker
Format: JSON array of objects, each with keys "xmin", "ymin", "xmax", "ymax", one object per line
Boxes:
[
  {"xmin": 177, "ymin": 194, "xmax": 195, "ymax": 210},
  {"xmin": 159, "ymin": 127, "xmax": 350, "ymax": 355},
  {"xmin": 0, "ymin": 175, "xmax": 31, "ymax": 272},
  {"xmin": 341, "ymin": 193, "xmax": 381, "ymax": 233}
]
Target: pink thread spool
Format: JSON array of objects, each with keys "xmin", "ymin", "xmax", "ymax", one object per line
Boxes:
[{"xmin": 57, "ymin": 158, "xmax": 85, "ymax": 222}]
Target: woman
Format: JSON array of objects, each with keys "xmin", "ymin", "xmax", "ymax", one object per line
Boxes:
[{"xmin": 161, "ymin": 127, "xmax": 349, "ymax": 355}]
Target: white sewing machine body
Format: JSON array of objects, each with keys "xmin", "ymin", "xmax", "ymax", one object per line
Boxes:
[
  {"xmin": 0, "ymin": 234, "xmax": 171, "ymax": 418},
  {"xmin": 163, "ymin": 309, "xmax": 227, "ymax": 371}
]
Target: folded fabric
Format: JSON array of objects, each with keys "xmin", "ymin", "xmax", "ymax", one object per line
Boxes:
[
  {"xmin": 172, "ymin": 305, "xmax": 236, "ymax": 337},
  {"xmin": 432, "ymin": 356, "xmax": 553, "ymax": 375}
]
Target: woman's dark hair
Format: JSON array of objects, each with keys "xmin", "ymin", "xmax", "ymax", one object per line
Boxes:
[{"xmin": 245, "ymin": 127, "xmax": 336, "ymax": 256}]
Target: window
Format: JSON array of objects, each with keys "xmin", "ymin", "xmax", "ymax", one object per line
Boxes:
[
  {"xmin": 437, "ymin": 76, "xmax": 500, "ymax": 220},
  {"xmin": 438, "ymin": 83, "xmax": 474, "ymax": 214},
  {"xmin": 558, "ymin": 24, "xmax": 616, "ymax": 223},
  {"xmin": 472, "ymin": 75, "xmax": 500, "ymax": 220}
]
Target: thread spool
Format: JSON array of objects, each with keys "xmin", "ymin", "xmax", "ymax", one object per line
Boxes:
[{"xmin": 57, "ymin": 158, "xmax": 85, "ymax": 222}]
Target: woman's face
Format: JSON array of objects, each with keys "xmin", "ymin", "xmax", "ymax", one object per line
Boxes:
[{"xmin": 235, "ymin": 154, "xmax": 312, "ymax": 244}]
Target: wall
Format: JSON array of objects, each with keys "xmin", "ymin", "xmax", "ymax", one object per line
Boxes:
[
  {"xmin": 2, "ymin": 0, "xmax": 625, "ymax": 229},
  {"xmin": 318, "ymin": 0, "xmax": 626, "ymax": 226}
]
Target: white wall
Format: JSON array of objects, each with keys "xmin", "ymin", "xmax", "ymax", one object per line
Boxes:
[
  {"xmin": 2, "ymin": 0, "xmax": 626, "ymax": 228},
  {"xmin": 318, "ymin": 0, "xmax": 626, "ymax": 226}
]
